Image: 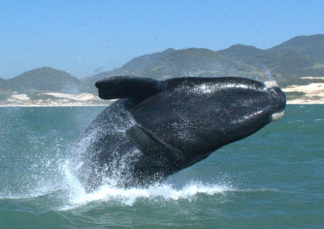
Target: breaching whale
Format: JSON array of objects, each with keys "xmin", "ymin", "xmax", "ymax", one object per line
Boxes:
[{"xmin": 76, "ymin": 76, "xmax": 286, "ymax": 191}]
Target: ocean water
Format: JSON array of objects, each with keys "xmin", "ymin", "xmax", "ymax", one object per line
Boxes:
[{"xmin": 0, "ymin": 105, "xmax": 323, "ymax": 228}]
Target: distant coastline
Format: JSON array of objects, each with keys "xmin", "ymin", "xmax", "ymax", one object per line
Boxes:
[
  {"xmin": 1, "ymin": 101, "xmax": 323, "ymax": 107},
  {"xmin": 287, "ymin": 100, "xmax": 324, "ymax": 104},
  {"xmin": 1, "ymin": 83, "xmax": 324, "ymax": 107},
  {"xmin": 0, "ymin": 92, "xmax": 111, "ymax": 107}
]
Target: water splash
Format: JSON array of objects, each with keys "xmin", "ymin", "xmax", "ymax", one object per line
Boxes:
[
  {"xmin": 58, "ymin": 149, "xmax": 235, "ymax": 210},
  {"xmin": 61, "ymin": 162, "xmax": 235, "ymax": 210}
]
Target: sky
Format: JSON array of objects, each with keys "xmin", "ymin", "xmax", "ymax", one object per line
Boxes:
[{"xmin": 1, "ymin": 0, "xmax": 324, "ymax": 79}]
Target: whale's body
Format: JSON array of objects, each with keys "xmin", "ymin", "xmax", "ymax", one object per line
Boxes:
[{"xmin": 76, "ymin": 76, "xmax": 286, "ymax": 191}]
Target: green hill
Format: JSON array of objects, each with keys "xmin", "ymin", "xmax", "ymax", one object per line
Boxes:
[
  {"xmin": 269, "ymin": 34, "xmax": 324, "ymax": 61},
  {"xmin": 85, "ymin": 48, "xmax": 265, "ymax": 85},
  {"xmin": 120, "ymin": 48, "xmax": 176, "ymax": 73},
  {"xmin": 84, "ymin": 48, "xmax": 177, "ymax": 85},
  {"xmin": 218, "ymin": 44, "xmax": 324, "ymax": 83},
  {"xmin": 139, "ymin": 48, "xmax": 263, "ymax": 80},
  {"xmin": 8, "ymin": 67, "xmax": 88, "ymax": 94},
  {"xmin": 2, "ymin": 34, "xmax": 324, "ymax": 100},
  {"xmin": 84, "ymin": 34, "xmax": 324, "ymax": 87}
]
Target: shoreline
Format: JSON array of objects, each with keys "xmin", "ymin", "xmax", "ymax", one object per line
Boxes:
[
  {"xmin": 0, "ymin": 104, "xmax": 108, "ymax": 107},
  {"xmin": 1, "ymin": 83, "xmax": 324, "ymax": 107},
  {"xmin": 286, "ymin": 101, "xmax": 324, "ymax": 105},
  {"xmin": 0, "ymin": 100, "xmax": 323, "ymax": 107},
  {"xmin": 0, "ymin": 102, "xmax": 110, "ymax": 107}
]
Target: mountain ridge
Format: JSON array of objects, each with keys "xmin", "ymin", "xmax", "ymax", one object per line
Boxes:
[
  {"xmin": 1, "ymin": 34, "xmax": 324, "ymax": 104},
  {"xmin": 268, "ymin": 34, "xmax": 324, "ymax": 60}
]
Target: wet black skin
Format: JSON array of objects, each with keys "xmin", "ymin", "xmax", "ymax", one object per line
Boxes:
[{"xmin": 77, "ymin": 76, "xmax": 286, "ymax": 191}]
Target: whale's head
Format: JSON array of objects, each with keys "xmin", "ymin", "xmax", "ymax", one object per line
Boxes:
[
  {"xmin": 129, "ymin": 77, "xmax": 286, "ymax": 158},
  {"xmin": 96, "ymin": 76, "xmax": 286, "ymax": 164}
]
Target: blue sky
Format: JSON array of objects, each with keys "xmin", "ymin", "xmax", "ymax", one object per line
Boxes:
[{"xmin": 1, "ymin": 0, "xmax": 324, "ymax": 79}]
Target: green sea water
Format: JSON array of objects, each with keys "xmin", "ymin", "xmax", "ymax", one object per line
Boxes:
[{"xmin": 0, "ymin": 105, "xmax": 323, "ymax": 228}]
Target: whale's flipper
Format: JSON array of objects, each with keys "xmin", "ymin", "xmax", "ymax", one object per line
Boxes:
[
  {"xmin": 95, "ymin": 76, "xmax": 161, "ymax": 100},
  {"xmin": 126, "ymin": 125, "xmax": 184, "ymax": 166}
]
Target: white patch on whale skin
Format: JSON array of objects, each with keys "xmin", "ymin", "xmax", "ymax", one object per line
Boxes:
[
  {"xmin": 196, "ymin": 84, "xmax": 215, "ymax": 94},
  {"xmin": 230, "ymin": 109, "xmax": 265, "ymax": 125},
  {"xmin": 189, "ymin": 82, "xmax": 260, "ymax": 95},
  {"xmin": 271, "ymin": 111, "xmax": 284, "ymax": 121}
]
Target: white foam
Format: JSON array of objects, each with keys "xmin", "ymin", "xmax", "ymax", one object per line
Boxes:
[
  {"xmin": 271, "ymin": 111, "xmax": 285, "ymax": 121},
  {"xmin": 60, "ymin": 180, "xmax": 234, "ymax": 210},
  {"xmin": 57, "ymin": 158, "xmax": 234, "ymax": 210}
]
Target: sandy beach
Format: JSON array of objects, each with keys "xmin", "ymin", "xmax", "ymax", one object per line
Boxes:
[
  {"xmin": 0, "ymin": 92, "xmax": 111, "ymax": 107},
  {"xmin": 283, "ymin": 82, "xmax": 324, "ymax": 104}
]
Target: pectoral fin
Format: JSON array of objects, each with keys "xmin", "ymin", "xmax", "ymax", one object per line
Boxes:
[{"xmin": 125, "ymin": 125, "xmax": 184, "ymax": 164}]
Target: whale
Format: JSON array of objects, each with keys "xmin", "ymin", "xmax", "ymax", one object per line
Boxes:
[{"xmin": 75, "ymin": 76, "xmax": 286, "ymax": 191}]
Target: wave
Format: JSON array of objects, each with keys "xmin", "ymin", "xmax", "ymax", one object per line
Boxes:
[{"xmin": 62, "ymin": 182, "xmax": 235, "ymax": 210}]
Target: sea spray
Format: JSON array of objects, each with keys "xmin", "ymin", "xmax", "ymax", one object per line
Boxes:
[
  {"xmin": 60, "ymin": 167, "xmax": 235, "ymax": 210},
  {"xmin": 61, "ymin": 137, "xmax": 235, "ymax": 210}
]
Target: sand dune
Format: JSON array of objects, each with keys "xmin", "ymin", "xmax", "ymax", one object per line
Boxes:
[{"xmin": 283, "ymin": 83, "xmax": 324, "ymax": 104}]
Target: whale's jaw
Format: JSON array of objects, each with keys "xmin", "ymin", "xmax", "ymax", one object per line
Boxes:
[{"xmin": 265, "ymin": 81, "xmax": 286, "ymax": 122}]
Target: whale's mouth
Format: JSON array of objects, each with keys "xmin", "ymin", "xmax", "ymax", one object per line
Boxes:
[{"xmin": 264, "ymin": 81, "xmax": 286, "ymax": 122}]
